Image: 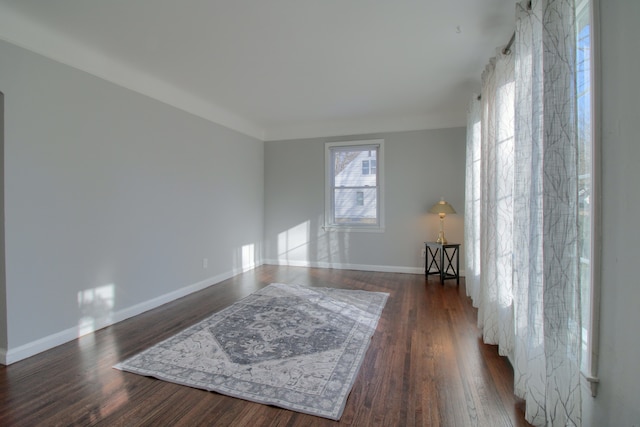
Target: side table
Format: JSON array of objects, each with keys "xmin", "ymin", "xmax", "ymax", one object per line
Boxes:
[{"xmin": 425, "ymin": 242, "xmax": 460, "ymax": 285}]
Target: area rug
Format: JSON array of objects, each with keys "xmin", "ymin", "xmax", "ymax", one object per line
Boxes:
[{"xmin": 114, "ymin": 282, "xmax": 388, "ymax": 420}]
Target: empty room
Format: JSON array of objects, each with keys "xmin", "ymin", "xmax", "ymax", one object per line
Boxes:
[{"xmin": 0, "ymin": 0, "xmax": 638, "ymax": 426}]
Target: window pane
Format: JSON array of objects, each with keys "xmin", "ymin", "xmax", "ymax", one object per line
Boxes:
[
  {"xmin": 333, "ymin": 188, "xmax": 377, "ymax": 224},
  {"xmin": 334, "ymin": 150, "xmax": 377, "ymax": 187},
  {"xmin": 576, "ymin": 0, "xmax": 593, "ymax": 373}
]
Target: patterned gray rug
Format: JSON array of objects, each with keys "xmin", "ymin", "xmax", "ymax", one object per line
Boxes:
[{"xmin": 115, "ymin": 282, "xmax": 388, "ymax": 420}]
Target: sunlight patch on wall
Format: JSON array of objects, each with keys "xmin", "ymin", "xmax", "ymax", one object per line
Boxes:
[
  {"xmin": 77, "ymin": 284, "xmax": 115, "ymax": 336},
  {"xmin": 241, "ymin": 243, "xmax": 256, "ymax": 271},
  {"xmin": 277, "ymin": 221, "xmax": 310, "ymax": 263}
]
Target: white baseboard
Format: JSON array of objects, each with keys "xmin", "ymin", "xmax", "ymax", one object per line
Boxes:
[
  {"xmin": 265, "ymin": 259, "xmax": 415, "ymax": 275},
  {"xmin": 264, "ymin": 259, "xmax": 466, "ymax": 277},
  {"xmin": 1, "ymin": 266, "xmax": 256, "ymax": 365}
]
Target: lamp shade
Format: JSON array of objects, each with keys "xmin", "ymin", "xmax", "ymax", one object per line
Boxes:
[{"xmin": 429, "ymin": 199, "xmax": 456, "ymax": 215}]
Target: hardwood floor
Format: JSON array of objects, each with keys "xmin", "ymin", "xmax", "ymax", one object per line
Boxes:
[{"xmin": 0, "ymin": 266, "xmax": 530, "ymax": 426}]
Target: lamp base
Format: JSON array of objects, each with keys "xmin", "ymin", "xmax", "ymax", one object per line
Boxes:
[{"xmin": 436, "ymin": 231, "xmax": 447, "ymax": 244}]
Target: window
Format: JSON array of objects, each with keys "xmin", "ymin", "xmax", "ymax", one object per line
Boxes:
[
  {"xmin": 361, "ymin": 159, "xmax": 378, "ymax": 175},
  {"xmin": 576, "ymin": 0, "xmax": 600, "ymax": 391},
  {"xmin": 362, "ymin": 160, "xmax": 370, "ymax": 175},
  {"xmin": 325, "ymin": 140, "xmax": 384, "ymax": 231}
]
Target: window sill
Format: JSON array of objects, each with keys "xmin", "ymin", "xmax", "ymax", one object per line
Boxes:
[
  {"xmin": 581, "ymin": 372, "xmax": 599, "ymax": 397},
  {"xmin": 323, "ymin": 225, "xmax": 385, "ymax": 233}
]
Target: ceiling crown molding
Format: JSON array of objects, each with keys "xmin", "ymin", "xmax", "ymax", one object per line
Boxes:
[
  {"xmin": 0, "ymin": 4, "xmax": 266, "ymax": 141},
  {"xmin": 264, "ymin": 113, "xmax": 465, "ymax": 141}
]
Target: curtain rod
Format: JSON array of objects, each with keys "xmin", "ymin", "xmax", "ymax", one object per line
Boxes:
[
  {"xmin": 478, "ymin": 31, "xmax": 515, "ymax": 100},
  {"xmin": 502, "ymin": 1, "xmax": 532, "ymax": 55},
  {"xmin": 502, "ymin": 32, "xmax": 516, "ymax": 55},
  {"xmin": 479, "ymin": 1, "xmax": 532, "ymax": 101},
  {"xmin": 478, "ymin": 30, "xmax": 515, "ymax": 101}
]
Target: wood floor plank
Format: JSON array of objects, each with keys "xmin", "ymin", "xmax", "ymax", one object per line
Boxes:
[{"xmin": 0, "ymin": 265, "xmax": 530, "ymax": 426}]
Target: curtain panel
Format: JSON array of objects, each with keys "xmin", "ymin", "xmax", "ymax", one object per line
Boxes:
[
  {"xmin": 465, "ymin": 0, "xmax": 582, "ymax": 425},
  {"xmin": 479, "ymin": 50, "xmax": 516, "ymax": 357}
]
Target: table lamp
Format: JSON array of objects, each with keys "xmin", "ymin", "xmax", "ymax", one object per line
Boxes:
[{"xmin": 429, "ymin": 198, "xmax": 456, "ymax": 244}]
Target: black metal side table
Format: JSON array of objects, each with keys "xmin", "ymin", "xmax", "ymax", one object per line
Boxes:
[{"xmin": 425, "ymin": 242, "xmax": 460, "ymax": 285}]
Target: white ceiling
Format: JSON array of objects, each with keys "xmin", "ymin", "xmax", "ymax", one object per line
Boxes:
[{"xmin": 0, "ymin": 0, "xmax": 515, "ymax": 140}]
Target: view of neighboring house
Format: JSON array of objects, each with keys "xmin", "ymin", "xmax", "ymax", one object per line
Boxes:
[{"xmin": 333, "ymin": 149, "xmax": 378, "ymax": 224}]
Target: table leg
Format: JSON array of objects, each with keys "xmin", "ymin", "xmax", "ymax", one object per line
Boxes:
[
  {"xmin": 456, "ymin": 246, "xmax": 460, "ymax": 285},
  {"xmin": 439, "ymin": 247, "xmax": 445, "ymax": 285}
]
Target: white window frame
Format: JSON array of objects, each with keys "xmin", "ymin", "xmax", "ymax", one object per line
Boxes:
[
  {"xmin": 324, "ymin": 139, "xmax": 385, "ymax": 232},
  {"xmin": 576, "ymin": 0, "xmax": 601, "ymax": 397}
]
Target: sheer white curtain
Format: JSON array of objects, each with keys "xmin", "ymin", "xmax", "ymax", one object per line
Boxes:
[
  {"xmin": 477, "ymin": 50, "xmax": 516, "ymax": 356},
  {"xmin": 465, "ymin": 0, "xmax": 582, "ymax": 425},
  {"xmin": 464, "ymin": 97, "xmax": 481, "ymax": 304}
]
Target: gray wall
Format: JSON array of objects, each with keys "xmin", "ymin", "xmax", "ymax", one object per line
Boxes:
[
  {"xmin": 0, "ymin": 92, "xmax": 6, "ymax": 351},
  {"xmin": 586, "ymin": 0, "xmax": 640, "ymax": 424},
  {"xmin": 0, "ymin": 40, "xmax": 264, "ymax": 358},
  {"xmin": 264, "ymin": 128, "xmax": 466, "ymax": 273}
]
